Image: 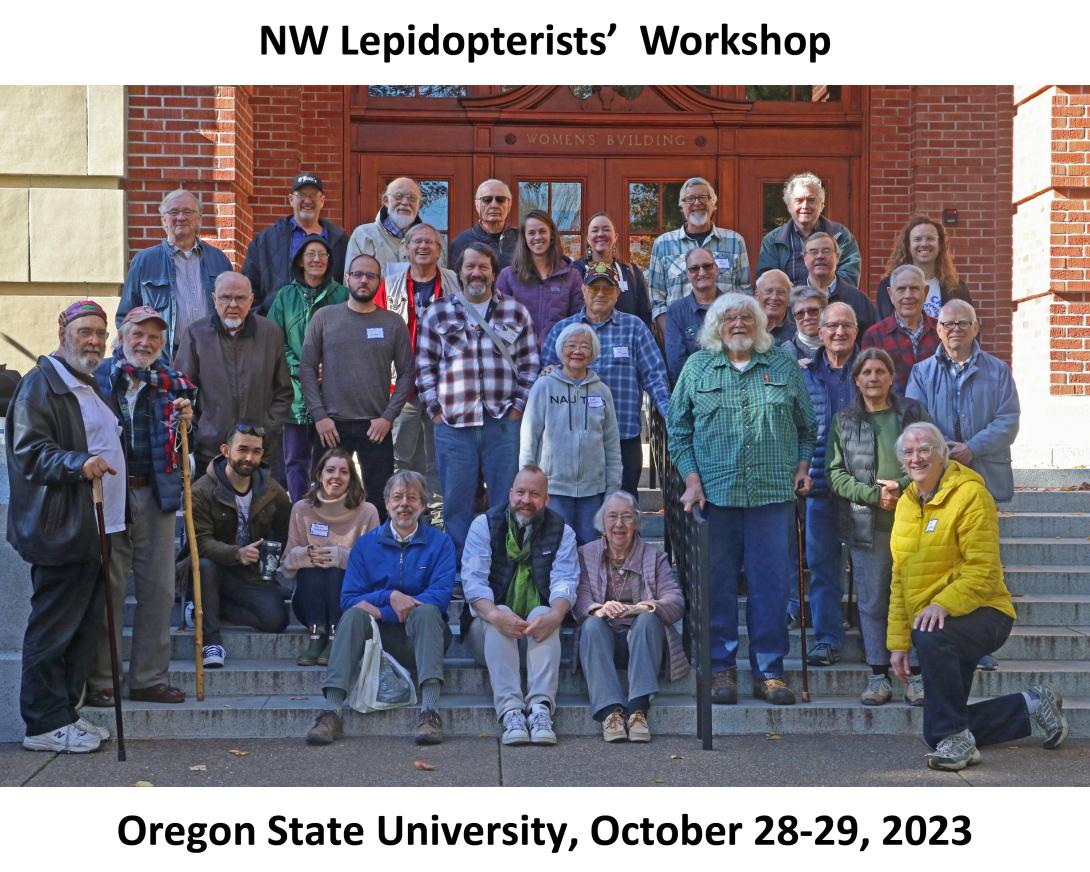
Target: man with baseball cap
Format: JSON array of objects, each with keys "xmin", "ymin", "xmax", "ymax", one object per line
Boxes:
[
  {"xmin": 243, "ymin": 172, "xmax": 348, "ymax": 314},
  {"xmin": 83, "ymin": 306, "xmax": 196, "ymax": 708},
  {"xmin": 6, "ymin": 301, "xmax": 125, "ymax": 752}
]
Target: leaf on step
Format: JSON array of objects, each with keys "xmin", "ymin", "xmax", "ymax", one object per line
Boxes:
[
  {"xmin": 414, "ymin": 760, "xmax": 437, "ymax": 771},
  {"xmin": 289, "ymin": 696, "xmax": 306, "ymax": 700},
  {"xmin": 479, "ymin": 732, "xmax": 492, "ymax": 738},
  {"xmin": 766, "ymin": 732, "xmax": 782, "ymax": 740},
  {"xmin": 131, "ymin": 781, "xmax": 154, "ymax": 787},
  {"xmin": 227, "ymin": 749, "xmax": 250, "ymax": 757},
  {"xmin": 189, "ymin": 764, "xmax": 208, "ymax": 771},
  {"xmin": 670, "ymin": 754, "xmax": 685, "ymax": 760},
  {"xmin": 222, "ymin": 705, "xmax": 232, "ymax": 709},
  {"xmin": 653, "ymin": 778, "xmax": 665, "ymax": 784}
]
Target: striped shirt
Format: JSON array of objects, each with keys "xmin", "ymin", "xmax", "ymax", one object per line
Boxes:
[
  {"xmin": 171, "ymin": 240, "xmax": 208, "ymax": 340},
  {"xmin": 646, "ymin": 225, "xmax": 752, "ymax": 319}
]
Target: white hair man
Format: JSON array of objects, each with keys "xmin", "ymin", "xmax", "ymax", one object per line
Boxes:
[
  {"xmin": 449, "ymin": 179, "xmax": 518, "ymax": 270},
  {"xmin": 346, "ymin": 176, "xmax": 423, "ymax": 280}
]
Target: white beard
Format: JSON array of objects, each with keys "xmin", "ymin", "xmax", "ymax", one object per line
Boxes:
[
  {"xmin": 390, "ymin": 211, "xmax": 416, "ymax": 231},
  {"xmin": 725, "ymin": 335, "xmax": 754, "ymax": 354},
  {"xmin": 223, "ymin": 317, "xmax": 243, "ymax": 330}
]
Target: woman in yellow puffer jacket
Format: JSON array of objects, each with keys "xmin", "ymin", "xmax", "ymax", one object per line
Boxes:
[{"xmin": 888, "ymin": 422, "xmax": 1067, "ymax": 771}]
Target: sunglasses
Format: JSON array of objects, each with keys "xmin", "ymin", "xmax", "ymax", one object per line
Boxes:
[
  {"xmin": 477, "ymin": 195, "xmax": 509, "ymax": 204},
  {"xmin": 233, "ymin": 423, "xmax": 266, "ymax": 437}
]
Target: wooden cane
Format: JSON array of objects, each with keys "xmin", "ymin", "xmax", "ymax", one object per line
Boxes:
[
  {"xmin": 92, "ymin": 478, "xmax": 127, "ymax": 761},
  {"xmin": 180, "ymin": 425, "xmax": 204, "ymax": 701}
]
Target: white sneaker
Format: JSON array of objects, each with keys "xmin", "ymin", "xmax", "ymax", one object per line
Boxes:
[
  {"xmin": 202, "ymin": 644, "xmax": 226, "ymax": 668},
  {"xmin": 501, "ymin": 709, "xmax": 530, "ymax": 745},
  {"xmin": 528, "ymin": 703, "xmax": 557, "ymax": 745},
  {"xmin": 23, "ymin": 722, "xmax": 102, "ymax": 754},
  {"xmin": 76, "ymin": 716, "xmax": 111, "ymax": 742}
]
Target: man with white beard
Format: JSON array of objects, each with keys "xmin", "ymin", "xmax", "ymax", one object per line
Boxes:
[
  {"xmin": 174, "ymin": 272, "xmax": 294, "ymax": 475},
  {"xmin": 647, "ymin": 177, "xmax": 752, "ymax": 336},
  {"xmin": 346, "ymin": 176, "xmax": 424, "ymax": 281},
  {"xmin": 84, "ymin": 307, "xmax": 196, "ymax": 707}
]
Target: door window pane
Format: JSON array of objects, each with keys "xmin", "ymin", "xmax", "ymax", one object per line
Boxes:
[
  {"xmin": 368, "ymin": 86, "xmax": 467, "ymax": 98},
  {"xmin": 517, "ymin": 181, "xmax": 583, "ymax": 259},
  {"xmin": 762, "ymin": 182, "xmax": 790, "ymax": 236},
  {"xmin": 627, "ymin": 181, "xmax": 684, "ymax": 270},
  {"xmin": 746, "ymin": 85, "xmax": 842, "ymax": 102}
]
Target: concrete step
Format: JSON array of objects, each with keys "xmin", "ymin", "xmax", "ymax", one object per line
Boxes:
[
  {"xmin": 1004, "ymin": 489, "xmax": 1090, "ymax": 513},
  {"xmin": 999, "ymin": 513, "xmax": 1089, "ymax": 538},
  {"xmin": 1013, "ymin": 470, "xmax": 1090, "ymax": 488},
  {"xmin": 80, "ymin": 691, "xmax": 1090, "ymax": 740},
  {"xmin": 1009, "ymin": 594, "xmax": 1090, "ymax": 625},
  {"xmin": 1003, "ymin": 566, "xmax": 1090, "ymax": 596},
  {"xmin": 1000, "ymin": 538, "xmax": 1090, "ymax": 565}
]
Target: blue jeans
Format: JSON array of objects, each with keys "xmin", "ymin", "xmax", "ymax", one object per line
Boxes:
[
  {"xmin": 705, "ymin": 501, "xmax": 793, "ymax": 677},
  {"xmin": 802, "ymin": 496, "xmax": 846, "ymax": 650},
  {"xmin": 549, "ymin": 493, "xmax": 604, "ymax": 546},
  {"xmin": 434, "ymin": 412, "xmax": 520, "ymax": 559}
]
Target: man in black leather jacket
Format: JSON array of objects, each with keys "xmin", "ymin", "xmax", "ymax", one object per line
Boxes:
[{"xmin": 6, "ymin": 300, "xmax": 126, "ymax": 754}]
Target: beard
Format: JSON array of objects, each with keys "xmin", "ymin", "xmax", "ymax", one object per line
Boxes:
[
  {"xmin": 463, "ymin": 279, "xmax": 492, "ymax": 303},
  {"xmin": 512, "ymin": 506, "xmax": 540, "ymax": 528},
  {"xmin": 687, "ymin": 209, "xmax": 710, "ymax": 227},
  {"xmin": 223, "ymin": 317, "xmax": 243, "ymax": 330},
  {"xmin": 350, "ymin": 285, "xmax": 378, "ymax": 303},
  {"xmin": 228, "ymin": 458, "xmax": 256, "ymax": 477},
  {"xmin": 390, "ymin": 210, "xmax": 416, "ymax": 231},
  {"xmin": 725, "ymin": 335, "xmax": 754, "ymax": 354},
  {"xmin": 62, "ymin": 340, "xmax": 102, "ymax": 374}
]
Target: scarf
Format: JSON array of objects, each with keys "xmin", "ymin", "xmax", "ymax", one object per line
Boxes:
[
  {"xmin": 504, "ymin": 515, "xmax": 541, "ymax": 619},
  {"xmin": 113, "ymin": 355, "xmax": 198, "ymax": 473}
]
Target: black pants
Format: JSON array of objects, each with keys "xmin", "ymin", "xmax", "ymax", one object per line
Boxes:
[
  {"xmin": 180, "ymin": 558, "xmax": 290, "ymax": 644},
  {"xmin": 912, "ymin": 606, "xmax": 1030, "ymax": 748},
  {"xmin": 21, "ymin": 561, "xmax": 105, "ymax": 736},
  {"xmin": 313, "ymin": 419, "xmax": 394, "ymax": 522},
  {"xmin": 291, "ymin": 567, "xmax": 345, "ymax": 631},
  {"xmin": 620, "ymin": 436, "xmax": 643, "ymax": 498}
]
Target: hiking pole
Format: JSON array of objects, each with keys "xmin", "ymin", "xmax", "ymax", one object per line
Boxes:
[
  {"xmin": 845, "ymin": 552, "xmax": 855, "ymax": 629},
  {"xmin": 92, "ymin": 478, "xmax": 127, "ymax": 761},
  {"xmin": 794, "ymin": 490, "xmax": 810, "ymax": 704},
  {"xmin": 179, "ymin": 424, "xmax": 205, "ymax": 701}
]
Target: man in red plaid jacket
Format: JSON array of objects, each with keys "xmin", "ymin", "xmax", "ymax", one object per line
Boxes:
[
  {"xmin": 415, "ymin": 242, "xmax": 540, "ymax": 559},
  {"xmin": 861, "ymin": 264, "xmax": 941, "ymax": 394}
]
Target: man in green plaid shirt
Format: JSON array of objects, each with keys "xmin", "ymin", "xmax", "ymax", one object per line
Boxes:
[{"xmin": 668, "ymin": 293, "xmax": 816, "ymax": 707}]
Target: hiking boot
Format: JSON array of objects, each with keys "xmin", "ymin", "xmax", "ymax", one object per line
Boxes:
[
  {"xmin": 528, "ymin": 703, "xmax": 557, "ymax": 745},
  {"xmin": 860, "ymin": 674, "xmax": 893, "ymax": 706},
  {"xmin": 710, "ymin": 668, "xmax": 738, "ymax": 705},
  {"xmin": 602, "ymin": 708, "xmax": 627, "ymax": 743},
  {"xmin": 1028, "ymin": 684, "xmax": 1069, "ymax": 750},
  {"xmin": 414, "ymin": 708, "xmax": 443, "ymax": 746},
  {"xmin": 316, "ymin": 638, "xmax": 333, "ymax": 667},
  {"xmin": 626, "ymin": 711, "xmax": 651, "ymax": 743},
  {"xmin": 297, "ymin": 632, "xmax": 325, "ymax": 667},
  {"xmin": 305, "ymin": 710, "xmax": 343, "ymax": 746},
  {"xmin": 926, "ymin": 729, "xmax": 981, "ymax": 771},
  {"xmin": 202, "ymin": 644, "xmax": 226, "ymax": 669},
  {"xmin": 753, "ymin": 677, "xmax": 796, "ymax": 705},
  {"xmin": 903, "ymin": 673, "xmax": 925, "ymax": 706},
  {"xmin": 976, "ymin": 654, "xmax": 998, "ymax": 671},
  {"xmin": 23, "ymin": 722, "xmax": 101, "ymax": 754},
  {"xmin": 806, "ymin": 642, "xmax": 842, "ymax": 667},
  {"xmin": 501, "ymin": 709, "xmax": 530, "ymax": 746}
]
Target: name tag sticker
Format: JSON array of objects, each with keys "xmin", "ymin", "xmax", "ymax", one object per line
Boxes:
[
  {"xmin": 366, "ymin": 328, "xmax": 384, "ymax": 339},
  {"xmin": 309, "ymin": 523, "xmax": 330, "ymax": 537},
  {"xmin": 925, "ymin": 519, "xmax": 939, "ymax": 533},
  {"xmin": 494, "ymin": 325, "xmax": 518, "ymax": 343},
  {"xmin": 587, "ymin": 396, "xmax": 604, "ymax": 408},
  {"xmin": 715, "ymin": 257, "xmax": 732, "ymax": 270},
  {"xmin": 618, "ymin": 278, "xmax": 629, "ymax": 292},
  {"xmin": 612, "ymin": 345, "xmax": 630, "ymax": 359}
]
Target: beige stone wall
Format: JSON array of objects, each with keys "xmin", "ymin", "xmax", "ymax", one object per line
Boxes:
[{"xmin": 0, "ymin": 86, "xmax": 126, "ymax": 372}]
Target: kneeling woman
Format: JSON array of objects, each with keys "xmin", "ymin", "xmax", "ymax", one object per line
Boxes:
[
  {"xmin": 889, "ymin": 422, "xmax": 1067, "ymax": 770},
  {"xmin": 574, "ymin": 491, "xmax": 687, "ymax": 743},
  {"xmin": 283, "ymin": 449, "xmax": 380, "ymax": 665}
]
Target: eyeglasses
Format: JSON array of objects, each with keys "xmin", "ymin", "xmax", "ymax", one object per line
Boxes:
[
  {"xmin": 75, "ymin": 327, "xmax": 109, "ymax": 340},
  {"xmin": 233, "ymin": 423, "xmax": 266, "ymax": 437},
  {"xmin": 291, "ymin": 191, "xmax": 322, "ymax": 200},
  {"xmin": 163, "ymin": 209, "xmax": 198, "ymax": 219},
  {"xmin": 686, "ymin": 263, "xmax": 716, "ymax": 274},
  {"xmin": 585, "ymin": 286, "xmax": 616, "ymax": 297},
  {"xmin": 681, "ymin": 194, "xmax": 712, "ymax": 205},
  {"xmin": 388, "ymin": 192, "xmax": 420, "ymax": 204},
  {"xmin": 215, "ymin": 294, "xmax": 250, "ymax": 305},
  {"xmin": 822, "ymin": 322, "xmax": 856, "ymax": 333},
  {"xmin": 562, "ymin": 343, "xmax": 593, "ymax": 352},
  {"xmin": 477, "ymin": 195, "xmax": 510, "ymax": 204},
  {"xmin": 939, "ymin": 319, "xmax": 974, "ymax": 331},
  {"xmin": 388, "ymin": 491, "xmax": 423, "ymax": 503},
  {"xmin": 348, "ymin": 271, "xmax": 381, "ymax": 281},
  {"xmin": 805, "ymin": 247, "xmax": 837, "ymax": 257},
  {"xmin": 605, "ymin": 512, "xmax": 637, "ymax": 525},
  {"xmin": 901, "ymin": 446, "xmax": 935, "ymax": 459},
  {"xmin": 303, "ymin": 251, "xmax": 330, "ymax": 261},
  {"xmin": 724, "ymin": 313, "xmax": 755, "ymax": 325},
  {"xmin": 794, "ymin": 306, "xmax": 823, "ymax": 319}
]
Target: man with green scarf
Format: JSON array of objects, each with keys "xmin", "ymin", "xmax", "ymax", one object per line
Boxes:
[{"xmin": 461, "ymin": 466, "xmax": 579, "ymax": 746}]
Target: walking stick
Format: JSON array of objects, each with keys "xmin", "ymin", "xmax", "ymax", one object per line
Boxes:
[
  {"xmin": 845, "ymin": 552, "xmax": 855, "ymax": 629},
  {"xmin": 91, "ymin": 478, "xmax": 127, "ymax": 761},
  {"xmin": 794, "ymin": 491, "xmax": 810, "ymax": 704},
  {"xmin": 180, "ymin": 425, "xmax": 204, "ymax": 701}
]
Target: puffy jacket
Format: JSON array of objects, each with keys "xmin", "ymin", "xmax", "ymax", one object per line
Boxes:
[
  {"xmin": 875, "ymin": 276, "xmax": 972, "ymax": 322},
  {"xmin": 190, "ymin": 455, "xmax": 292, "ymax": 582},
  {"xmin": 905, "ymin": 345, "xmax": 1019, "ymax": 503},
  {"xmin": 887, "ymin": 461, "xmax": 1016, "ymax": 652},
  {"xmin": 340, "ymin": 520, "xmax": 456, "ymax": 624},
  {"xmin": 519, "ymin": 368, "xmax": 622, "ymax": 498},
  {"xmin": 117, "ymin": 239, "xmax": 231, "ymax": 361},
  {"xmin": 242, "ymin": 216, "xmax": 348, "ymax": 315},
  {"xmin": 5, "ymin": 357, "xmax": 102, "ymax": 565},
  {"xmin": 756, "ymin": 216, "xmax": 861, "ymax": 287},
  {"xmin": 266, "ymin": 235, "xmax": 349, "ymax": 424},
  {"xmin": 800, "ymin": 347, "xmax": 857, "ymax": 496},
  {"xmin": 496, "ymin": 259, "xmax": 585, "ymax": 347},
  {"xmin": 345, "ymin": 207, "xmax": 420, "ymax": 275}
]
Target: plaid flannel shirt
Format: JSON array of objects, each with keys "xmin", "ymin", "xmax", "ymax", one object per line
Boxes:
[
  {"xmin": 415, "ymin": 289, "xmax": 539, "ymax": 427},
  {"xmin": 860, "ymin": 314, "xmax": 941, "ymax": 396},
  {"xmin": 541, "ymin": 309, "xmax": 670, "ymax": 440},
  {"xmin": 646, "ymin": 225, "xmax": 752, "ymax": 319}
]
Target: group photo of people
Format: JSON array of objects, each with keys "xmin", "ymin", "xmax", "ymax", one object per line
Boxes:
[{"xmin": 5, "ymin": 166, "xmax": 1070, "ymax": 774}]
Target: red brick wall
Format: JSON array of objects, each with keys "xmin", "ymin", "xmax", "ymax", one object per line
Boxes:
[{"xmin": 865, "ymin": 86, "xmax": 1015, "ymax": 363}]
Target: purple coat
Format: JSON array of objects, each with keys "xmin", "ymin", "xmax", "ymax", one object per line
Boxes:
[{"xmin": 496, "ymin": 260, "xmax": 584, "ymax": 348}]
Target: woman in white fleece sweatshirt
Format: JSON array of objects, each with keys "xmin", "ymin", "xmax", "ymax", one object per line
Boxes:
[{"xmin": 520, "ymin": 322, "xmax": 622, "ymax": 545}]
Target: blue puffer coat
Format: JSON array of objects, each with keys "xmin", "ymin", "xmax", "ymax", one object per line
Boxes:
[{"xmin": 801, "ymin": 347, "xmax": 857, "ymax": 497}]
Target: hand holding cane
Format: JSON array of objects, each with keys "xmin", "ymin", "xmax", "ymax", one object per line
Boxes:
[
  {"xmin": 92, "ymin": 477, "xmax": 127, "ymax": 761},
  {"xmin": 794, "ymin": 485, "xmax": 810, "ymax": 704},
  {"xmin": 179, "ymin": 424, "xmax": 204, "ymax": 701}
]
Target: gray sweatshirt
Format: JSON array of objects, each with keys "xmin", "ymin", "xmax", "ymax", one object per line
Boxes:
[{"xmin": 519, "ymin": 368, "xmax": 622, "ymax": 498}]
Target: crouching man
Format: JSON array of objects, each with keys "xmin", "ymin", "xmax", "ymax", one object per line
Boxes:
[
  {"xmin": 306, "ymin": 471, "xmax": 456, "ymax": 747},
  {"xmin": 460, "ymin": 465, "xmax": 579, "ymax": 746}
]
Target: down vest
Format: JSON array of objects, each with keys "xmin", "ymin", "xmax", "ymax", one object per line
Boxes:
[{"xmin": 887, "ymin": 461, "xmax": 1016, "ymax": 653}]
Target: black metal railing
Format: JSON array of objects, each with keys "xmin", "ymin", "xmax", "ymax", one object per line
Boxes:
[{"xmin": 648, "ymin": 406, "xmax": 714, "ymax": 750}]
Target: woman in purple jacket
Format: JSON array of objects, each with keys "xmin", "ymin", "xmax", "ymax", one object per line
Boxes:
[{"xmin": 496, "ymin": 209, "xmax": 584, "ymax": 346}]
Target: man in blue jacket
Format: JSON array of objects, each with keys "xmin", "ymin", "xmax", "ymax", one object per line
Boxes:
[
  {"xmin": 306, "ymin": 470, "xmax": 455, "ymax": 747},
  {"xmin": 116, "ymin": 189, "xmax": 232, "ymax": 362}
]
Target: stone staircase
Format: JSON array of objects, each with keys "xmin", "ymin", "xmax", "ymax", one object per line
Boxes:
[{"xmin": 78, "ymin": 469, "xmax": 1090, "ymax": 742}]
